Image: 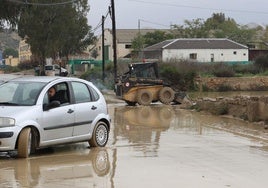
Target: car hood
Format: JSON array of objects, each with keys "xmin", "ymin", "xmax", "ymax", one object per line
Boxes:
[{"xmin": 0, "ymin": 105, "xmax": 39, "ymax": 119}]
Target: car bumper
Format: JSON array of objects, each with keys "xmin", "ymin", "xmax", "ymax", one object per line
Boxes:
[{"xmin": 0, "ymin": 128, "xmax": 18, "ymax": 151}]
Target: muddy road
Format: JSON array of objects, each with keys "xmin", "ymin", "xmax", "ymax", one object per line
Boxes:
[{"xmin": 1, "ymin": 104, "xmax": 268, "ymax": 188}]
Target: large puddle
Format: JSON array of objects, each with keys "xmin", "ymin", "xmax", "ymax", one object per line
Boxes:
[{"xmin": 0, "ymin": 104, "xmax": 268, "ymax": 187}]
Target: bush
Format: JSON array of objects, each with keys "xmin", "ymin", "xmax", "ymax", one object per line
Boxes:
[
  {"xmin": 232, "ymin": 63, "xmax": 259, "ymax": 75},
  {"xmin": 2, "ymin": 65, "xmax": 20, "ymax": 73},
  {"xmin": 212, "ymin": 63, "xmax": 235, "ymax": 77},
  {"xmin": 254, "ymin": 54, "xmax": 268, "ymax": 72},
  {"xmin": 159, "ymin": 62, "xmax": 197, "ymax": 91},
  {"xmin": 18, "ymin": 60, "xmax": 39, "ymax": 70}
]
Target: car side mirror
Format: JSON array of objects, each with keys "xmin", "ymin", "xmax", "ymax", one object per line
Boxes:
[{"xmin": 43, "ymin": 100, "xmax": 61, "ymax": 111}]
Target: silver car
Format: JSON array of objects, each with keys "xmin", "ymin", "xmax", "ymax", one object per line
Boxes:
[{"xmin": 0, "ymin": 76, "xmax": 110, "ymax": 158}]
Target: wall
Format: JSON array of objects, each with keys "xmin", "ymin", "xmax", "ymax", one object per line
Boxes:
[
  {"xmin": 162, "ymin": 49, "xmax": 248, "ymax": 62},
  {"xmin": 5, "ymin": 56, "xmax": 19, "ymax": 66}
]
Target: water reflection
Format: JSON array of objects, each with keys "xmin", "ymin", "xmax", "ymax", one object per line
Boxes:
[
  {"xmin": 114, "ymin": 105, "xmax": 175, "ymax": 156},
  {"xmin": 0, "ymin": 145, "xmax": 111, "ymax": 188}
]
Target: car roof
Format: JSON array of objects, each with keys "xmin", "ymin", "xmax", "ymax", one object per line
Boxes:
[
  {"xmin": 0, "ymin": 74, "xmax": 21, "ymax": 82},
  {"xmin": 7, "ymin": 76, "xmax": 84, "ymax": 83}
]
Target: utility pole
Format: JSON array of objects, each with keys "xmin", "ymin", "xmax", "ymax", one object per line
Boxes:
[
  {"xmin": 111, "ymin": 0, "xmax": 117, "ymax": 82},
  {"xmin": 102, "ymin": 15, "xmax": 105, "ymax": 82}
]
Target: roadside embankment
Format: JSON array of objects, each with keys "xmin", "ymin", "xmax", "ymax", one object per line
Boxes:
[
  {"xmin": 190, "ymin": 76, "xmax": 268, "ymax": 127},
  {"xmin": 194, "ymin": 95, "xmax": 268, "ymax": 125},
  {"xmin": 196, "ymin": 76, "xmax": 268, "ymax": 91}
]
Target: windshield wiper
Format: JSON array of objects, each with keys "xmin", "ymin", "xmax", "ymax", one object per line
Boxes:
[{"xmin": 0, "ymin": 102, "xmax": 19, "ymax": 106}]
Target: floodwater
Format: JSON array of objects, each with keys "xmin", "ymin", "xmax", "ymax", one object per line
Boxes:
[
  {"xmin": 1, "ymin": 104, "xmax": 268, "ymax": 188},
  {"xmin": 189, "ymin": 90, "xmax": 268, "ymax": 99}
]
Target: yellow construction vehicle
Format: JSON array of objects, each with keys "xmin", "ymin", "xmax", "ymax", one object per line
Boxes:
[{"xmin": 115, "ymin": 62, "xmax": 186, "ymax": 106}]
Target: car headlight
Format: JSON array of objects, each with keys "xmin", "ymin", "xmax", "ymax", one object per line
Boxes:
[{"xmin": 0, "ymin": 117, "xmax": 15, "ymax": 127}]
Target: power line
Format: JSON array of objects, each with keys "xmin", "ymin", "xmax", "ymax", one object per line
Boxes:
[
  {"xmin": 6, "ymin": 0, "xmax": 77, "ymax": 6},
  {"xmin": 90, "ymin": 9, "xmax": 110, "ymax": 33},
  {"xmin": 139, "ymin": 19, "xmax": 170, "ymax": 28},
  {"xmin": 129, "ymin": 0, "xmax": 268, "ymax": 15}
]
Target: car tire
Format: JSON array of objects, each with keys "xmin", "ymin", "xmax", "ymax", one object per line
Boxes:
[
  {"xmin": 136, "ymin": 90, "xmax": 153, "ymax": 106},
  {"xmin": 159, "ymin": 87, "xmax": 175, "ymax": 104},
  {"xmin": 89, "ymin": 121, "xmax": 109, "ymax": 147},
  {"xmin": 18, "ymin": 128, "xmax": 32, "ymax": 158}
]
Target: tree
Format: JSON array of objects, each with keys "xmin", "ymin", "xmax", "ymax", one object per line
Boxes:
[
  {"xmin": 131, "ymin": 34, "xmax": 145, "ymax": 58},
  {"xmin": 204, "ymin": 13, "xmax": 226, "ymax": 30},
  {"xmin": 3, "ymin": 48, "xmax": 18, "ymax": 58},
  {"xmin": 0, "ymin": 0, "xmax": 21, "ymax": 28},
  {"xmin": 131, "ymin": 30, "xmax": 174, "ymax": 57},
  {"xmin": 18, "ymin": 0, "xmax": 94, "ymax": 68},
  {"xmin": 172, "ymin": 13, "xmax": 256, "ymax": 45},
  {"xmin": 183, "ymin": 18, "xmax": 208, "ymax": 38},
  {"xmin": 261, "ymin": 26, "xmax": 268, "ymax": 48},
  {"xmin": 172, "ymin": 18, "xmax": 208, "ymax": 38},
  {"xmin": 143, "ymin": 30, "xmax": 173, "ymax": 46}
]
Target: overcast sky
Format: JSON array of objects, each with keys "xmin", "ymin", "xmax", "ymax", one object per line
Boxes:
[{"xmin": 87, "ymin": 0, "xmax": 268, "ymax": 33}]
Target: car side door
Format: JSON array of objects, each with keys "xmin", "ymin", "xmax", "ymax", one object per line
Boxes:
[
  {"xmin": 41, "ymin": 82, "xmax": 75, "ymax": 143},
  {"xmin": 71, "ymin": 81, "xmax": 101, "ymax": 137}
]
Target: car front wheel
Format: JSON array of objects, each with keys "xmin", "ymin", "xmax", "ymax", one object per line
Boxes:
[
  {"xmin": 89, "ymin": 122, "xmax": 109, "ymax": 147},
  {"xmin": 18, "ymin": 128, "xmax": 32, "ymax": 158}
]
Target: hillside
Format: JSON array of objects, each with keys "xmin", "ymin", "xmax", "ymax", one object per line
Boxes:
[{"xmin": 0, "ymin": 30, "xmax": 20, "ymax": 51}]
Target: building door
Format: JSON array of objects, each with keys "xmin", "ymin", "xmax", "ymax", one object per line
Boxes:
[
  {"xmin": 104, "ymin": 45, "xmax": 109, "ymax": 61},
  {"xmin": 211, "ymin": 54, "xmax": 214, "ymax": 62}
]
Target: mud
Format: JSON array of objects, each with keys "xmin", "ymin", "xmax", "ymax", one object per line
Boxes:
[
  {"xmin": 194, "ymin": 94, "xmax": 268, "ymax": 123},
  {"xmin": 0, "ymin": 104, "xmax": 268, "ymax": 188}
]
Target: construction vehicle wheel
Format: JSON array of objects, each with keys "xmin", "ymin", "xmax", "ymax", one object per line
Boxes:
[
  {"xmin": 159, "ymin": 87, "xmax": 175, "ymax": 104},
  {"xmin": 136, "ymin": 90, "xmax": 153, "ymax": 106}
]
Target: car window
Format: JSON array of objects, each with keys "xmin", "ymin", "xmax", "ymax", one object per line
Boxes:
[
  {"xmin": 0, "ymin": 82, "xmax": 17, "ymax": 102},
  {"xmin": 44, "ymin": 82, "xmax": 70, "ymax": 105},
  {"xmin": 71, "ymin": 82, "xmax": 92, "ymax": 103},
  {"xmin": 45, "ymin": 65, "xmax": 53, "ymax": 70},
  {"xmin": 0, "ymin": 81, "xmax": 45, "ymax": 105},
  {"xmin": 89, "ymin": 86, "xmax": 100, "ymax": 101}
]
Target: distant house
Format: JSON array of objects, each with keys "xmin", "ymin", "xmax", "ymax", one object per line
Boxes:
[
  {"xmin": 89, "ymin": 29, "xmax": 165, "ymax": 61},
  {"xmin": 142, "ymin": 38, "xmax": 249, "ymax": 63},
  {"xmin": 19, "ymin": 39, "xmax": 32, "ymax": 62}
]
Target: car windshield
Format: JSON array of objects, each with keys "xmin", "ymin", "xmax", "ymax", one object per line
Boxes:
[
  {"xmin": 45, "ymin": 66, "xmax": 53, "ymax": 70},
  {"xmin": 0, "ymin": 81, "xmax": 46, "ymax": 106}
]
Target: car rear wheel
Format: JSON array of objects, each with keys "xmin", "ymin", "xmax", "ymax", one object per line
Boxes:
[
  {"xmin": 89, "ymin": 121, "xmax": 109, "ymax": 147},
  {"xmin": 18, "ymin": 128, "xmax": 32, "ymax": 158}
]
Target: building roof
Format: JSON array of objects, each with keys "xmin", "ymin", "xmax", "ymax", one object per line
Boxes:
[
  {"xmin": 144, "ymin": 38, "xmax": 248, "ymax": 51},
  {"xmin": 116, "ymin": 29, "xmax": 168, "ymax": 43}
]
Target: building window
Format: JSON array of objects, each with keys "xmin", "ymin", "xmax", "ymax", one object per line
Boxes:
[
  {"xmin": 243, "ymin": 53, "xmax": 246, "ymax": 56},
  {"xmin": 125, "ymin": 44, "xmax": 132, "ymax": 49},
  {"xmin": 221, "ymin": 53, "xmax": 223, "ymax": 56},
  {"xmin": 189, "ymin": 53, "xmax": 197, "ymax": 60},
  {"xmin": 233, "ymin": 51, "xmax": 237, "ymax": 55}
]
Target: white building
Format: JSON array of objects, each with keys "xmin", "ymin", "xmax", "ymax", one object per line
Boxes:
[{"xmin": 142, "ymin": 38, "xmax": 249, "ymax": 63}]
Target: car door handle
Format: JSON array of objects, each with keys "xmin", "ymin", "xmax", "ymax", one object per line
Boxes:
[
  {"xmin": 67, "ymin": 109, "xmax": 74, "ymax": 114},
  {"xmin": 91, "ymin": 105, "xmax": 97, "ymax": 110}
]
